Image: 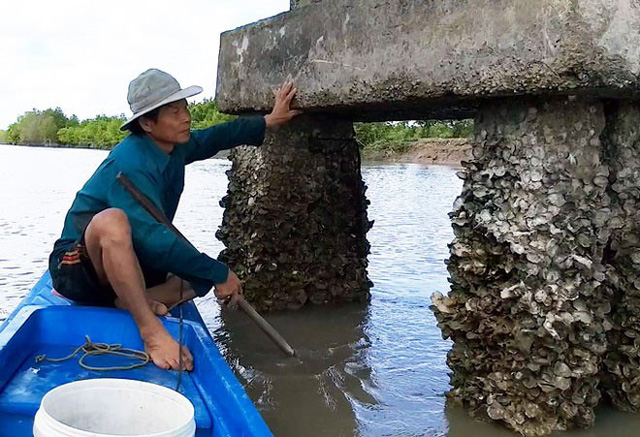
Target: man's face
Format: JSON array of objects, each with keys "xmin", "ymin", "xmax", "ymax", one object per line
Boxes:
[{"xmin": 144, "ymin": 99, "xmax": 191, "ymax": 147}]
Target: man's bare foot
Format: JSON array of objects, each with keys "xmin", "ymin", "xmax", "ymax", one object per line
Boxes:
[
  {"xmin": 143, "ymin": 328, "xmax": 194, "ymax": 371},
  {"xmin": 115, "ymin": 297, "xmax": 168, "ymax": 316}
]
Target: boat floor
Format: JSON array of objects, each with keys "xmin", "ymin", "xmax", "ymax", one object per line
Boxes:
[{"xmin": 0, "ymin": 305, "xmax": 226, "ymax": 436}]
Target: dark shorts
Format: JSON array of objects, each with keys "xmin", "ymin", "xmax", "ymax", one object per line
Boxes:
[
  {"xmin": 52, "ymin": 233, "xmax": 117, "ymax": 306},
  {"xmin": 51, "ymin": 230, "xmax": 169, "ymax": 307}
]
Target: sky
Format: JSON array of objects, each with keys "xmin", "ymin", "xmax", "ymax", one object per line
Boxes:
[{"xmin": 0, "ymin": 0, "xmax": 290, "ymax": 130}]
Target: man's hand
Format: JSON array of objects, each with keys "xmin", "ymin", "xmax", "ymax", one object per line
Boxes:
[
  {"xmin": 214, "ymin": 269, "xmax": 243, "ymax": 306},
  {"xmin": 264, "ymin": 80, "xmax": 303, "ymax": 128}
]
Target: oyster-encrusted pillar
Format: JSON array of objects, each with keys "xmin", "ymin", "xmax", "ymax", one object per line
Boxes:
[
  {"xmin": 602, "ymin": 102, "xmax": 640, "ymax": 412},
  {"xmin": 217, "ymin": 116, "xmax": 372, "ymax": 311},
  {"xmin": 432, "ymin": 97, "xmax": 613, "ymax": 435}
]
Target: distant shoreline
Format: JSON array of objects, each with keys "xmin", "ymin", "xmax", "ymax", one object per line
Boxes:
[
  {"xmin": 361, "ymin": 138, "xmax": 470, "ymax": 167},
  {"xmin": 3, "ymin": 140, "xmax": 471, "ymax": 166}
]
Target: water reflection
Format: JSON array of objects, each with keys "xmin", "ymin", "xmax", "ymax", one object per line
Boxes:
[{"xmin": 215, "ymin": 302, "xmax": 372, "ymax": 437}]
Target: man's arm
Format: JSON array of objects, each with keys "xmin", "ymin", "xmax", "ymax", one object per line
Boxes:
[
  {"xmin": 183, "ymin": 81, "xmax": 302, "ymax": 164},
  {"xmin": 183, "ymin": 116, "xmax": 266, "ymax": 164}
]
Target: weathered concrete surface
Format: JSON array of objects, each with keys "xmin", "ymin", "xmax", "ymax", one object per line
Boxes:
[
  {"xmin": 290, "ymin": 0, "xmax": 325, "ymax": 9},
  {"xmin": 217, "ymin": 0, "xmax": 640, "ymax": 121},
  {"xmin": 217, "ymin": 116, "xmax": 372, "ymax": 311}
]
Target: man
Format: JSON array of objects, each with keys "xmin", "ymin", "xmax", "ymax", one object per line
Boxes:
[{"xmin": 48, "ymin": 68, "xmax": 301, "ymax": 370}]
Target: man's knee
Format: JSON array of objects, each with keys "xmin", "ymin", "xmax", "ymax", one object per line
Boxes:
[{"xmin": 87, "ymin": 208, "xmax": 132, "ymax": 246}]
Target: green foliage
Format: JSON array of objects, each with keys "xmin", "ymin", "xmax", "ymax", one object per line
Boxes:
[
  {"xmin": 3, "ymin": 98, "xmax": 233, "ymax": 149},
  {"xmin": 5, "ymin": 108, "xmax": 70, "ymax": 144},
  {"xmin": 6, "ymin": 123, "xmax": 19, "ymax": 144},
  {"xmin": 58, "ymin": 115, "xmax": 127, "ymax": 149},
  {"xmin": 190, "ymin": 98, "xmax": 234, "ymax": 129},
  {"xmin": 354, "ymin": 122, "xmax": 418, "ymax": 154},
  {"xmin": 450, "ymin": 119, "xmax": 474, "ymax": 138},
  {"xmin": 354, "ymin": 119, "xmax": 474, "ymax": 154}
]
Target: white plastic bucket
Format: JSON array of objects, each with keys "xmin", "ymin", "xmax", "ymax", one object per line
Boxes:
[{"xmin": 33, "ymin": 378, "xmax": 196, "ymax": 437}]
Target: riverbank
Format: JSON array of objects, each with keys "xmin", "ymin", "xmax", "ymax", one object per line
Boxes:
[
  {"xmin": 361, "ymin": 138, "xmax": 471, "ymax": 167},
  {"xmin": 3, "ymin": 139, "xmax": 471, "ymax": 166}
]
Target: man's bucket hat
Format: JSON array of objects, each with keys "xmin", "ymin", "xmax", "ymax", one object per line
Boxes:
[{"xmin": 120, "ymin": 68, "xmax": 202, "ymax": 131}]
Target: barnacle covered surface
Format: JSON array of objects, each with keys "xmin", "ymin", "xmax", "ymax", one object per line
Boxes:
[
  {"xmin": 217, "ymin": 116, "xmax": 372, "ymax": 311},
  {"xmin": 432, "ymin": 97, "xmax": 614, "ymax": 435},
  {"xmin": 602, "ymin": 102, "xmax": 640, "ymax": 413}
]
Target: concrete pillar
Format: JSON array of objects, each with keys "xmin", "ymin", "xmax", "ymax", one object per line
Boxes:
[
  {"xmin": 217, "ymin": 116, "xmax": 372, "ymax": 311},
  {"xmin": 432, "ymin": 97, "xmax": 613, "ymax": 435},
  {"xmin": 601, "ymin": 102, "xmax": 640, "ymax": 412},
  {"xmin": 290, "ymin": 0, "xmax": 323, "ymax": 9}
]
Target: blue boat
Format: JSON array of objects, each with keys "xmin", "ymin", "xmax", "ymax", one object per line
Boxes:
[{"xmin": 0, "ymin": 271, "xmax": 273, "ymax": 436}]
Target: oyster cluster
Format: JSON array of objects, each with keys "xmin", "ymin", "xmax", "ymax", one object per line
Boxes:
[
  {"xmin": 433, "ymin": 97, "xmax": 619, "ymax": 435},
  {"xmin": 601, "ymin": 102, "xmax": 640, "ymax": 413},
  {"xmin": 217, "ymin": 116, "xmax": 372, "ymax": 311}
]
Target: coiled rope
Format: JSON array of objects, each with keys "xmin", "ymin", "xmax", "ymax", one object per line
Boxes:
[{"xmin": 35, "ymin": 335, "xmax": 149, "ymax": 371}]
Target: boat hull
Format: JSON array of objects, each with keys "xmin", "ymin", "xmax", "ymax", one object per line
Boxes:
[{"xmin": 0, "ymin": 271, "xmax": 272, "ymax": 437}]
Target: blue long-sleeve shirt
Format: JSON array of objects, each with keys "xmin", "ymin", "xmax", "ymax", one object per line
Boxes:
[{"xmin": 49, "ymin": 116, "xmax": 266, "ymax": 296}]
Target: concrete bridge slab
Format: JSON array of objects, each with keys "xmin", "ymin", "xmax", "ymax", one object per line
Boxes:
[{"xmin": 217, "ymin": 0, "xmax": 640, "ymax": 121}]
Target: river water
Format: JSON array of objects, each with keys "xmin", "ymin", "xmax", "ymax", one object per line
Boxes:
[{"xmin": 1, "ymin": 144, "xmax": 639, "ymax": 436}]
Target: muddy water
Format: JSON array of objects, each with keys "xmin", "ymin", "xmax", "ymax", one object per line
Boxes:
[{"xmin": 1, "ymin": 145, "xmax": 640, "ymax": 436}]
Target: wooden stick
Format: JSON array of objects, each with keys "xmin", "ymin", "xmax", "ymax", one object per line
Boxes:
[
  {"xmin": 117, "ymin": 172, "xmax": 296, "ymax": 357},
  {"xmin": 236, "ymin": 298, "xmax": 295, "ymax": 356}
]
